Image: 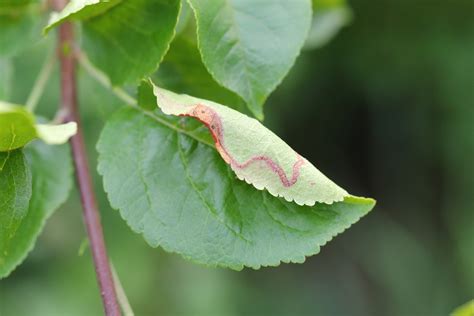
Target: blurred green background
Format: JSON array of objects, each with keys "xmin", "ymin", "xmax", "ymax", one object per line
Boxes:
[{"xmin": 1, "ymin": 0, "xmax": 473, "ymax": 315}]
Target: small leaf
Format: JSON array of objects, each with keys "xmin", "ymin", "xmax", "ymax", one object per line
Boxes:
[
  {"xmin": 305, "ymin": 0, "xmax": 352, "ymax": 50},
  {"xmin": 451, "ymin": 300, "xmax": 474, "ymax": 316},
  {"xmin": 0, "ymin": 149, "xmax": 32, "ymax": 275},
  {"xmin": 0, "ymin": 101, "xmax": 77, "ymax": 151},
  {"xmin": 0, "ymin": 142, "xmax": 73, "ymax": 278},
  {"xmin": 35, "ymin": 122, "xmax": 77, "ymax": 145},
  {"xmin": 153, "ymin": 36, "xmax": 246, "ymax": 113},
  {"xmin": 187, "ymin": 0, "xmax": 312, "ymax": 119},
  {"xmin": 150, "ymin": 83, "xmax": 347, "ymax": 206},
  {"xmin": 97, "ymin": 107, "xmax": 374, "ymax": 269},
  {"xmin": 45, "ymin": 0, "xmax": 181, "ymax": 85}
]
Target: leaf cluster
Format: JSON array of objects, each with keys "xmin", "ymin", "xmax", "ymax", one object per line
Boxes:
[{"xmin": 0, "ymin": 0, "xmax": 374, "ymax": 276}]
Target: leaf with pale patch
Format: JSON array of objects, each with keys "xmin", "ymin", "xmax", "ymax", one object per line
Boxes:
[
  {"xmin": 97, "ymin": 106, "xmax": 374, "ymax": 269},
  {"xmin": 149, "ymin": 83, "xmax": 347, "ymax": 206},
  {"xmin": 0, "ymin": 101, "xmax": 77, "ymax": 151}
]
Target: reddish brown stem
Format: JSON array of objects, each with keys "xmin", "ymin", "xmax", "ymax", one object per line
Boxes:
[{"xmin": 55, "ymin": 2, "xmax": 120, "ymax": 315}]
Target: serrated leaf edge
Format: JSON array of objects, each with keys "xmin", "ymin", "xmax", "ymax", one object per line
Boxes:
[
  {"xmin": 186, "ymin": 0, "xmax": 313, "ymax": 120},
  {"xmin": 97, "ymin": 108, "xmax": 375, "ymax": 270}
]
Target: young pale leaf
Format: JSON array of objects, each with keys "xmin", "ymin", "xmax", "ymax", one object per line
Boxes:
[
  {"xmin": 0, "ymin": 150, "xmax": 31, "ymax": 275},
  {"xmin": 0, "ymin": 101, "xmax": 77, "ymax": 151},
  {"xmin": 45, "ymin": 0, "xmax": 181, "ymax": 85},
  {"xmin": 97, "ymin": 108, "xmax": 375, "ymax": 269},
  {"xmin": 150, "ymin": 84, "xmax": 347, "ymax": 206},
  {"xmin": 0, "ymin": 142, "xmax": 73, "ymax": 278},
  {"xmin": 35, "ymin": 123, "xmax": 77, "ymax": 145},
  {"xmin": 187, "ymin": 0, "xmax": 312, "ymax": 119}
]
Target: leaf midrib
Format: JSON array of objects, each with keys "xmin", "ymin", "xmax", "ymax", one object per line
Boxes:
[
  {"xmin": 136, "ymin": 107, "xmax": 215, "ymax": 148},
  {"xmin": 214, "ymin": 0, "xmax": 254, "ymax": 102},
  {"xmin": 175, "ymin": 133, "xmax": 250, "ymax": 242}
]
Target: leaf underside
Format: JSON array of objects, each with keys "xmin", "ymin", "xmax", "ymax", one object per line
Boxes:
[
  {"xmin": 151, "ymin": 84, "xmax": 348, "ymax": 206},
  {"xmin": 44, "ymin": 0, "xmax": 122, "ymax": 33},
  {"xmin": 97, "ymin": 108, "xmax": 375, "ymax": 270}
]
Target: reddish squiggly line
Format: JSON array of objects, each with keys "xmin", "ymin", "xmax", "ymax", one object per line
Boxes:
[{"xmin": 182, "ymin": 104, "xmax": 304, "ymax": 187}]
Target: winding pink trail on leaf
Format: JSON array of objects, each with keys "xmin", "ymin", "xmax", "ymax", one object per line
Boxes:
[{"xmin": 183, "ymin": 104, "xmax": 304, "ymax": 187}]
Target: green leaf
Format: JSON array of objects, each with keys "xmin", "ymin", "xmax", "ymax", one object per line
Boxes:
[
  {"xmin": 0, "ymin": 142, "xmax": 73, "ymax": 278},
  {"xmin": 187, "ymin": 0, "xmax": 312, "ymax": 119},
  {"xmin": 82, "ymin": 0, "xmax": 180, "ymax": 85},
  {"xmin": 45, "ymin": 0, "xmax": 181, "ymax": 85},
  {"xmin": 97, "ymin": 107, "xmax": 375, "ymax": 269},
  {"xmin": 151, "ymin": 84, "xmax": 347, "ymax": 205},
  {"xmin": 451, "ymin": 300, "xmax": 474, "ymax": 316},
  {"xmin": 0, "ymin": 101, "xmax": 77, "ymax": 151},
  {"xmin": 0, "ymin": 150, "xmax": 32, "ymax": 274},
  {"xmin": 154, "ymin": 36, "xmax": 246, "ymax": 113},
  {"xmin": 44, "ymin": 0, "xmax": 122, "ymax": 33},
  {"xmin": 305, "ymin": 0, "xmax": 352, "ymax": 50},
  {"xmin": 0, "ymin": 1, "xmax": 42, "ymax": 57},
  {"xmin": 137, "ymin": 79, "xmax": 157, "ymax": 111},
  {"xmin": 0, "ymin": 102, "xmax": 37, "ymax": 151}
]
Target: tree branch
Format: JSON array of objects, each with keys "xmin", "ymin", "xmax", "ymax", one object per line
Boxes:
[{"xmin": 54, "ymin": 1, "xmax": 120, "ymax": 314}]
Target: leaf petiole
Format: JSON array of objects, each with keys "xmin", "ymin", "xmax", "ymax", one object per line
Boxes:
[
  {"xmin": 75, "ymin": 50, "xmax": 136, "ymax": 107},
  {"xmin": 76, "ymin": 51, "xmax": 214, "ymax": 147},
  {"xmin": 26, "ymin": 48, "xmax": 56, "ymax": 112},
  {"xmin": 111, "ymin": 263, "xmax": 135, "ymax": 316}
]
